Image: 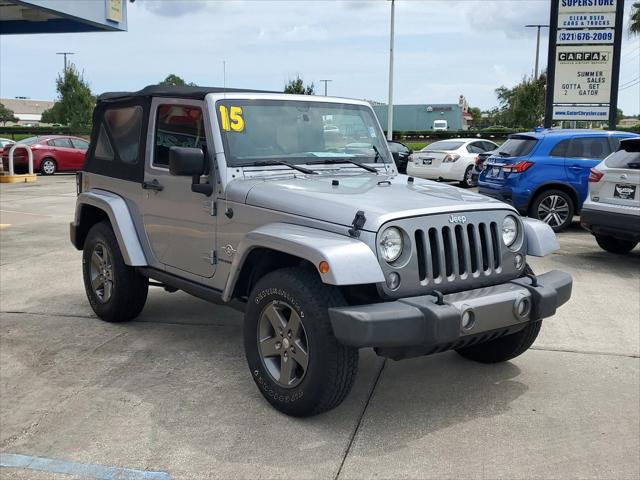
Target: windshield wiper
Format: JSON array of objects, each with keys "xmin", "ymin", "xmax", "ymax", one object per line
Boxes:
[
  {"xmin": 306, "ymin": 158, "xmax": 378, "ymax": 173},
  {"xmin": 250, "ymin": 160, "xmax": 317, "ymax": 175}
]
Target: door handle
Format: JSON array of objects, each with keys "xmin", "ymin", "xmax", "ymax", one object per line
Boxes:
[
  {"xmin": 142, "ymin": 179, "xmax": 164, "ymax": 191},
  {"xmin": 569, "ymin": 165, "xmax": 582, "ymax": 171}
]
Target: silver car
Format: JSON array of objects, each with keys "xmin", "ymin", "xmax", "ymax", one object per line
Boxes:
[
  {"xmin": 70, "ymin": 85, "xmax": 572, "ymax": 416},
  {"xmin": 581, "ymin": 138, "xmax": 640, "ymax": 254}
]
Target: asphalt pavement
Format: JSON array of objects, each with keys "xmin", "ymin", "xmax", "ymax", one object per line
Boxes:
[{"xmin": 1, "ymin": 176, "xmax": 638, "ymax": 480}]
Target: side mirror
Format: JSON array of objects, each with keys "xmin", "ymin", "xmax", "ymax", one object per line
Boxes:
[
  {"xmin": 169, "ymin": 146, "xmax": 205, "ymax": 176},
  {"xmin": 169, "ymin": 146, "xmax": 213, "ymax": 196}
]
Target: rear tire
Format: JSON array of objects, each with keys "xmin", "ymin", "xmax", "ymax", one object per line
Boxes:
[
  {"xmin": 244, "ymin": 267, "xmax": 358, "ymax": 417},
  {"xmin": 530, "ymin": 189, "xmax": 574, "ymax": 232},
  {"xmin": 40, "ymin": 158, "xmax": 57, "ymax": 175},
  {"xmin": 595, "ymin": 235, "xmax": 638, "ymax": 254},
  {"xmin": 82, "ymin": 221, "xmax": 148, "ymax": 322},
  {"xmin": 456, "ymin": 321, "xmax": 541, "ymax": 364},
  {"xmin": 459, "ymin": 165, "xmax": 474, "ymax": 188}
]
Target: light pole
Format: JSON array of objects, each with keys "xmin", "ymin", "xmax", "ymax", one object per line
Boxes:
[
  {"xmin": 320, "ymin": 79, "xmax": 332, "ymax": 96},
  {"xmin": 387, "ymin": 0, "xmax": 395, "ymax": 141},
  {"xmin": 525, "ymin": 24, "xmax": 549, "ymax": 78},
  {"xmin": 56, "ymin": 52, "xmax": 74, "ymax": 72}
]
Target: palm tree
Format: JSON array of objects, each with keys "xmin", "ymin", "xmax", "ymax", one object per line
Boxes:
[{"xmin": 631, "ymin": 2, "xmax": 640, "ymax": 35}]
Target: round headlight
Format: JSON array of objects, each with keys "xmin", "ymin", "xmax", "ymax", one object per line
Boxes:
[
  {"xmin": 502, "ymin": 215, "xmax": 518, "ymax": 247},
  {"xmin": 379, "ymin": 227, "xmax": 403, "ymax": 263}
]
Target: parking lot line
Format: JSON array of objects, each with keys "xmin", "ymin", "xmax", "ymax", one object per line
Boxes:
[{"xmin": 0, "ymin": 453, "xmax": 172, "ymax": 480}]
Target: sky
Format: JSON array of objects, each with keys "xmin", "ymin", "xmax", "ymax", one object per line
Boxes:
[{"xmin": 0, "ymin": 0, "xmax": 639, "ymax": 115}]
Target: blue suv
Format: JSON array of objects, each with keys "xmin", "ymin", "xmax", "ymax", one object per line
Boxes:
[{"xmin": 478, "ymin": 129, "xmax": 638, "ymax": 231}]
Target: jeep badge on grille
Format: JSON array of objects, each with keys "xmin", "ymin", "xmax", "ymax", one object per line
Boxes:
[{"xmin": 449, "ymin": 214, "xmax": 467, "ymax": 224}]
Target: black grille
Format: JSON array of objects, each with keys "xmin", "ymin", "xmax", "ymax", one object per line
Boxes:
[{"xmin": 415, "ymin": 222, "xmax": 502, "ymax": 285}]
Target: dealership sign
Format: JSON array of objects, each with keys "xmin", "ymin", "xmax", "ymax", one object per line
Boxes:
[{"xmin": 546, "ymin": 0, "xmax": 625, "ymax": 125}]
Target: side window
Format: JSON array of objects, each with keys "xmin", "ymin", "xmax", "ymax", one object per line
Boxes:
[
  {"xmin": 71, "ymin": 139, "xmax": 89, "ymax": 150},
  {"xmin": 103, "ymin": 106, "xmax": 143, "ymax": 164},
  {"xmin": 94, "ymin": 124, "xmax": 115, "ymax": 161},
  {"xmin": 482, "ymin": 141, "xmax": 497, "ymax": 152},
  {"xmin": 387, "ymin": 142, "xmax": 401, "ymax": 153},
  {"xmin": 154, "ymin": 105, "xmax": 206, "ymax": 167},
  {"xmin": 467, "ymin": 143, "xmax": 484, "ymax": 154},
  {"xmin": 567, "ymin": 137, "xmax": 611, "ymax": 160},
  {"xmin": 51, "ymin": 138, "xmax": 73, "ymax": 148},
  {"xmin": 550, "ymin": 139, "xmax": 571, "ymax": 157},
  {"xmin": 609, "ymin": 137, "xmax": 622, "ymax": 151}
]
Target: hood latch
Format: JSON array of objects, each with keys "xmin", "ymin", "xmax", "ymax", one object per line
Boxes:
[{"xmin": 348, "ymin": 210, "xmax": 367, "ymax": 238}]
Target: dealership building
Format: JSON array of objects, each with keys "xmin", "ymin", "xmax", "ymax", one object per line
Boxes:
[{"xmin": 373, "ymin": 95, "xmax": 473, "ymax": 131}]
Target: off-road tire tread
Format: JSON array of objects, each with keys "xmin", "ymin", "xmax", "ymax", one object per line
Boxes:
[
  {"xmin": 83, "ymin": 221, "xmax": 148, "ymax": 322},
  {"xmin": 455, "ymin": 321, "xmax": 542, "ymax": 364},
  {"xmin": 247, "ymin": 267, "xmax": 358, "ymax": 416}
]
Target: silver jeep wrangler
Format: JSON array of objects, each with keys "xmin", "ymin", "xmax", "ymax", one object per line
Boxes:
[{"xmin": 70, "ymin": 85, "xmax": 572, "ymax": 416}]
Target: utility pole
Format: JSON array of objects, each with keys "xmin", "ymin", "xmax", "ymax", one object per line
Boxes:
[
  {"xmin": 320, "ymin": 79, "xmax": 332, "ymax": 96},
  {"xmin": 386, "ymin": 0, "xmax": 395, "ymax": 141},
  {"xmin": 56, "ymin": 52, "xmax": 74, "ymax": 72},
  {"xmin": 524, "ymin": 25, "xmax": 548, "ymax": 78}
]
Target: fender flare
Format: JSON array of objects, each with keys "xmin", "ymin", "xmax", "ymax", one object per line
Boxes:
[
  {"xmin": 74, "ymin": 189, "xmax": 147, "ymax": 266},
  {"xmin": 522, "ymin": 217, "xmax": 560, "ymax": 257},
  {"xmin": 222, "ymin": 223, "xmax": 385, "ymax": 302}
]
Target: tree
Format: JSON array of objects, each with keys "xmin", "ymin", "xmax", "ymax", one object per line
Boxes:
[
  {"xmin": 617, "ymin": 108, "xmax": 625, "ymax": 125},
  {"xmin": 630, "ymin": 2, "xmax": 640, "ymax": 35},
  {"xmin": 159, "ymin": 74, "xmax": 197, "ymax": 87},
  {"xmin": 284, "ymin": 76, "xmax": 314, "ymax": 95},
  {"xmin": 468, "ymin": 107, "xmax": 482, "ymax": 129},
  {"xmin": 493, "ymin": 73, "xmax": 547, "ymax": 129},
  {"xmin": 0, "ymin": 103, "xmax": 18, "ymax": 126},
  {"xmin": 41, "ymin": 64, "xmax": 95, "ymax": 129}
]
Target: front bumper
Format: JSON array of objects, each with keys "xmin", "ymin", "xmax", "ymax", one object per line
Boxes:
[
  {"xmin": 580, "ymin": 207, "xmax": 640, "ymax": 242},
  {"xmin": 329, "ymin": 270, "xmax": 572, "ymax": 359}
]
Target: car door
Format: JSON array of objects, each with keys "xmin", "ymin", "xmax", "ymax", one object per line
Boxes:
[
  {"xmin": 565, "ymin": 136, "xmax": 613, "ymax": 204},
  {"xmin": 141, "ymin": 99, "xmax": 216, "ymax": 278},
  {"xmin": 49, "ymin": 137, "xmax": 76, "ymax": 171},
  {"xmin": 70, "ymin": 138, "xmax": 89, "ymax": 169}
]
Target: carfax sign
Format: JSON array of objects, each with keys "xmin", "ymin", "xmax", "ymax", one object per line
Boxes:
[{"xmin": 545, "ymin": 0, "xmax": 625, "ymax": 126}]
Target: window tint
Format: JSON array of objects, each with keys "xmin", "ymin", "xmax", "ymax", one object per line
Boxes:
[
  {"xmin": 50, "ymin": 138, "xmax": 73, "ymax": 148},
  {"xmin": 94, "ymin": 124, "xmax": 114, "ymax": 161},
  {"xmin": 71, "ymin": 138, "xmax": 89, "ymax": 150},
  {"xmin": 387, "ymin": 142, "xmax": 401, "ymax": 153},
  {"xmin": 423, "ymin": 140, "xmax": 464, "ymax": 151},
  {"xmin": 103, "ymin": 106, "xmax": 143, "ymax": 164},
  {"xmin": 17, "ymin": 136, "xmax": 40, "ymax": 146},
  {"xmin": 550, "ymin": 139, "xmax": 570, "ymax": 157},
  {"xmin": 496, "ymin": 137, "xmax": 537, "ymax": 157},
  {"xmin": 467, "ymin": 142, "xmax": 485, "ymax": 154},
  {"xmin": 154, "ymin": 105, "xmax": 206, "ymax": 167},
  {"xmin": 605, "ymin": 149, "xmax": 640, "ymax": 168},
  {"xmin": 482, "ymin": 141, "xmax": 497, "ymax": 152},
  {"xmin": 567, "ymin": 137, "xmax": 611, "ymax": 160}
]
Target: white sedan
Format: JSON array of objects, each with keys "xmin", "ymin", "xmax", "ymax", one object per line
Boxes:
[{"xmin": 407, "ymin": 138, "xmax": 498, "ymax": 188}]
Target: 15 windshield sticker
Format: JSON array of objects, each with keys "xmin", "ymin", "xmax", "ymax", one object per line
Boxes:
[{"xmin": 219, "ymin": 105, "xmax": 245, "ymax": 132}]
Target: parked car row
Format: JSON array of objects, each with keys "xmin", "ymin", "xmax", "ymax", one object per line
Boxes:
[{"xmin": 0, "ymin": 135, "xmax": 88, "ymax": 175}]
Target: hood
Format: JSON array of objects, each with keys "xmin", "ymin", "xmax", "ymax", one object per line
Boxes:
[{"xmin": 228, "ymin": 173, "xmax": 512, "ymax": 232}]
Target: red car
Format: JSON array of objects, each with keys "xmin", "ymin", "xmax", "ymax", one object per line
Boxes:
[{"xmin": 1, "ymin": 135, "xmax": 89, "ymax": 175}]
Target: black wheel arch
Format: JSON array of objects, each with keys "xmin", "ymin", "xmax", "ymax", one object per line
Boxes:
[{"xmin": 74, "ymin": 204, "xmax": 110, "ymax": 250}]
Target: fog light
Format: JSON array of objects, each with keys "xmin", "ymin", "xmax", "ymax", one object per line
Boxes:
[
  {"xmin": 514, "ymin": 297, "xmax": 531, "ymax": 318},
  {"xmin": 514, "ymin": 254, "xmax": 524, "ymax": 270},
  {"xmin": 461, "ymin": 308, "xmax": 475, "ymax": 330},
  {"xmin": 386, "ymin": 272, "xmax": 401, "ymax": 290}
]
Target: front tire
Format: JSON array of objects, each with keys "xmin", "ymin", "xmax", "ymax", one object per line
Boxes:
[
  {"xmin": 40, "ymin": 158, "xmax": 57, "ymax": 175},
  {"xmin": 459, "ymin": 165, "xmax": 474, "ymax": 188},
  {"xmin": 595, "ymin": 234, "xmax": 638, "ymax": 254},
  {"xmin": 82, "ymin": 221, "xmax": 148, "ymax": 322},
  {"xmin": 456, "ymin": 321, "xmax": 541, "ymax": 363},
  {"xmin": 530, "ymin": 189, "xmax": 574, "ymax": 232},
  {"xmin": 244, "ymin": 267, "xmax": 358, "ymax": 417}
]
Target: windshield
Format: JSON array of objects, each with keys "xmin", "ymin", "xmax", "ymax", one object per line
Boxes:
[
  {"xmin": 17, "ymin": 136, "xmax": 40, "ymax": 146},
  {"xmin": 216, "ymin": 99, "xmax": 390, "ymax": 167},
  {"xmin": 497, "ymin": 136, "xmax": 537, "ymax": 157},
  {"xmin": 422, "ymin": 140, "xmax": 463, "ymax": 151}
]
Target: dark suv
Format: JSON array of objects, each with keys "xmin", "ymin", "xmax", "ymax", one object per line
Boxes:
[{"xmin": 478, "ymin": 129, "xmax": 638, "ymax": 231}]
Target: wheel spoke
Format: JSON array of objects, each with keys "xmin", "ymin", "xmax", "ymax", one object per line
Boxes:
[
  {"xmin": 279, "ymin": 355, "xmax": 294, "ymax": 385},
  {"xmin": 543, "ymin": 213, "xmax": 554, "ymax": 225},
  {"xmin": 287, "ymin": 311, "xmax": 303, "ymax": 339},
  {"xmin": 259, "ymin": 336, "xmax": 281, "ymax": 357},
  {"xmin": 555, "ymin": 204, "xmax": 569, "ymax": 213},
  {"xmin": 91, "ymin": 250, "xmax": 103, "ymax": 269},
  {"xmin": 91, "ymin": 274, "xmax": 103, "ymax": 291},
  {"xmin": 291, "ymin": 341, "xmax": 308, "ymax": 372},
  {"xmin": 103, "ymin": 281, "xmax": 112, "ymax": 302},
  {"xmin": 553, "ymin": 213, "xmax": 563, "ymax": 226},
  {"xmin": 538, "ymin": 203, "xmax": 551, "ymax": 214},
  {"xmin": 264, "ymin": 304, "xmax": 286, "ymax": 332},
  {"xmin": 550, "ymin": 195, "xmax": 558, "ymax": 209}
]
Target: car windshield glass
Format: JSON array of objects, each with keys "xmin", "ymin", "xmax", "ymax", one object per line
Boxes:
[
  {"xmin": 422, "ymin": 140, "xmax": 463, "ymax": 151},
  {"xmin": 216, "ymin": 99, "xmax": 390, "ymax": 167},
  {"xmin": 496, "ymin": 137, "xmax": 537, "ymax": 157},
  {"xmin": 17, "ymin": 136, "xmax": 40, "ymax": 146}
]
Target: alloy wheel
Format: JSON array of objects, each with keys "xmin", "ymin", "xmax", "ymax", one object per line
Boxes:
[
  {"xmin": 257, "ymin": 300, "xmax": 309, "ymax": 388},
  {"xmin": 537, "ymin": 194, "xmax": 570, "ymax": 228},
  {"xmin": 42, "ymin": 160, "xmax": 55, "ymax": 175},
  {"xmin": 89, "ymin": 242, "xmax": 114, "ymax": 303}
]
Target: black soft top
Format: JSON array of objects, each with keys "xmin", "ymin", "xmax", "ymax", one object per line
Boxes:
[{"xmin": 97, "ymin": 85, "xmax": 276, "ymax": 102}]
